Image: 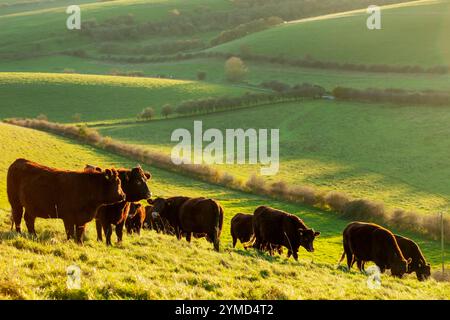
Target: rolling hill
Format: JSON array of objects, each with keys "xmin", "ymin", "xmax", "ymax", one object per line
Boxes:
[
  {"xmin": 0, "ymin": 72, "xmax": 249, "ymax": 122},
  {"xmin": 93, "ymin": 99, "xmax": 450, "ymax": 216},
  {"xmin": 0, "ymin": 122, "xmax": 448, "ymax": 299},
  {"xmin": 210, "ymin": 0, "xmax": 450, "ymax": 67}
]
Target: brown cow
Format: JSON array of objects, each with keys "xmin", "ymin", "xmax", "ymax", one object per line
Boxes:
[
  {"xmin": 85, "ymin": 165, "xmax": 152, "ymax": 246},
  {"xmin": 338, "ymin": 222, "xmax": 411, "ymax": 277},
  {"xmin": 125, "ymin": 203, "xmax": 146, "ymax": 235},
  {"xmin": 7, "ymin": 158, "xmax": 125, "ymax": 243},
  {"xmin": 148, "ymin": 196, "xmax": 223, "ymax": 251},
  {"xmin": 252, "ymin": 206, "xmax": 320, "ymax": 261},
  {"xmin": 352, "ymin": 234, "xmax": 431, "ymax": 281},
  {"xmin": 231, "ymin": 213, "xmax": 254, "ymax": 249}
]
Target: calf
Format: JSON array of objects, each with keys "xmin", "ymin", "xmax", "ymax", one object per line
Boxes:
[
  {"xmin": 125, "ymin": 203, "xmax": 146, "ymax": 235},
  {"xmin": 230, "ymin": 213, "xmax": 254, "ymax": 249},
  {"xmin": 85, "ymin": 165, "xmax": 152, "ymax": 246},
  {"xmin": 7, "ymin": 158, "xmax": 125, "ymax": 243}
]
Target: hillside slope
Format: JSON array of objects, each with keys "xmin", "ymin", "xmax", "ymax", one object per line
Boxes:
[
  {"xmin": 0, "ymin": 72, "xmax": 249, "ymax": 122},
  {"xmin": 210, "ymin": 0, "xmax": 450, "ymax": 67},
  {"xmin": 0, "ymin": 123, "xmax": 448, "ymax": 299}
]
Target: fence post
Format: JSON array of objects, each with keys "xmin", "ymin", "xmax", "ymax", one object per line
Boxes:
[{"xmin": 441, "ymin": 212, "xmax": 445, "ymax": 273}]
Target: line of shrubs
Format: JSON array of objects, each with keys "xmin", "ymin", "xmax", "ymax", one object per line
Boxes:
[
  {"xmin": 210, "ymin": 17, "xmax": 284, "ymax": 46},
  {"xmin": 96, "ymin": 51, "xmax": 449, "ymax": 75},
  {"xmin": 173, "ymin": 83, "xmax": 325, "ymax": 116},
  {"xmin": 4, "ymin": 118, "xmax": 449, "ymax": 243},
  {"xmin": 333, "ymin": 87, "xmax": 450, "ymax": 106}
]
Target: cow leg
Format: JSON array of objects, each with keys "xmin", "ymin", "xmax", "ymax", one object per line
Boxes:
[
  {"xmin": 75, "ymin": 225, "xmax": 86, "ymax": 245},
  {"xmin": 104, "ymin": 224, "xmax": 113, "ymax": 246},
  {"xmin": 64, "ymin": 220, "xmax": 75, "ymax": 240},
  {"xmin": 232, "ymin": 236, "xmax": 237, "ymax": 248},
  {"xmin": 95, "ymin": 219, "xmax": 103, "ymax": 242},
  {"xmin": 24, "ymin": 211, "xmax": 36, "ymax": 237},
  {"xmin": 11, "ymin": 205, "xmax": 23, "ymax": 232},
  {"xmin": 175, "ymin": 227, "xmax": 182, "ymax": 240},
  {"xmin": 292, "ymin": 250, "xmax": 299, "ymax": 261},
  {"xmin": 356, "ymin": 259, "xmax": 363, "ymax": 272},
  {"xmin": 116, "ymin": 221, "xmax": 124, "ymax": 242},
  {"xmin": 287, "ymin": 250, "xmax": 292, "ymax": 258},
  {"xmin": 185, "ymin": 232, "xmax": 192, "ymax": 243}
]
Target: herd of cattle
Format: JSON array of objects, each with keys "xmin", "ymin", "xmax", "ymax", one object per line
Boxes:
[{"xmin": 6, "ymin": 159, "xmax": 431, "ymax": 281}]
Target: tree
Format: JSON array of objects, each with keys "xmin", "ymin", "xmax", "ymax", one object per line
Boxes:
[
  {"xmin": 197, "ymin": 71, "xmax": 206, "ymax": 81},
  {"xmin": 225, "ymin": 57, "xmax": 247, "ymax": 82},
  {"xmin": 161, "ymin": 104, "xmax": 173, "ymax": 118},
  {"xmin": 138, "ymin": 107, "xmax": 155, "ymax": 120}
]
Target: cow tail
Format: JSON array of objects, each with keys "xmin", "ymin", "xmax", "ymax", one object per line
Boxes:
[
  {"xmin": 338, "ymin": 251, "xmax": 346, "ymax": 266},
  {"xmin": 212, "ymin": 201, "xmax": 223, "ymax": 252}
]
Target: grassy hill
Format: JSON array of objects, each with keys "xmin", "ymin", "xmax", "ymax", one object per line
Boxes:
[
  {"xmin": 0, "ymin": 122, "xmax": 448, "ymax": 299},
  {"xmin": 210, "ymin": 0, "xmax": 450, "ymax": 67},
  {"xmin": 93, "ymin": 99, "xmax": 450, "ymax": 216},
  {"xmin": 1, "ymin": 56, "xmax": 449, "ymax": 92},
  {"xmin": 0, "ymin": 72, "xmax": 249, "ymax": 122}
]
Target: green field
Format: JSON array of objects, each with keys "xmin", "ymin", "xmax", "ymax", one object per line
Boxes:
[
  {"xmin": 0, "ymin": 72, "xmax": 249, "ymax": 122},
  {"xmin": 1, "ymin": 56, "xmax": 449, "ymax": 92},
  {"xmin": 93, "ymin": 99, "xmax": 450, "ymax": 216},
  {"xmin": 0, "ymin": 123, "xmax": 448, "ymax": 299},
  {"xmin": 210, "ymin": 0, "xmax": 450, "ymax": 67}
]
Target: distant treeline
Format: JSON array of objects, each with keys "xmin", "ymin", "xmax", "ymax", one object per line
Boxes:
[
  {"xmin": 333, "ymin": 87, "xmax": 450, "ymax": 106},
  {"xmin": 79, "ymin": 0, "xmax": 409, "ymax": 41},
  {"xmin": 93, "ymin": 51, "xmax": 449, "ymax": 75},
  {"xmin": 98, "ymin": 39, "xmax": 205, "ymax": 56},
  {"xmin": 173, "ymin": 83, "xmax": 325, "ymax": 116},
  {"xmin": 4, "ymin": 118, "xmax": 449, "ymax": 243}
]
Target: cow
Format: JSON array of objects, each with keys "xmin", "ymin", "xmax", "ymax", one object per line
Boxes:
[
  {"xmin": 85, "ymin": 165, "xmax": 152, "ymax": 246},
  {"xmin": 148, "ymin": 196, "xmax": 223, "ymax": 251},
  {"xmin": 7, "ymin": 158, "xmax": 125, "ymax": 243},
  {"xmin": 143, "ymin": 204, "xmax": 165, "ymax": 233},
  {"xmin": 125, "ymin": 203, "xmax": 146, "ymax": 235},
  {"xmin": 338, "ymin": 222, "xmax": 411, "ymax": 277},
  {"xmin": 351, "ymin": 234, "xmax": 431, "ymax": 281},
  {"xmin": 252, "ymin": 206, "xmax": 320, "ymax": 261},
  {"xmin": 231, "ymin": 213, "xmax": 254, "ymax": 249}
]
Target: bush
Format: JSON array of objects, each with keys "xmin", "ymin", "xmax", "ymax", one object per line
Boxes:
[
  {"xmin": 342, "ymin": 199, "xmax": 385, "ymax": 221},
  {"xmin": 197, "ymin": 71, "xmax": 206, "ymax": 81},
  {"xmin": 161, "ymin": 104, "xmax": 173, "ymax": 119},
  {"xmin": 324, "ymin": 191, "xmax": 351, "ymax": 213},
  {"xmin": 138, "ymin": 107, "xmax": 155, "ymax": 120},
  {"xmin": 288, "ymin": 186, "xmax": 317, "ymax": 205},
  {"xmin": 36, "ymin": 114, "xmax": 48, "ymax": 121},
  {"xmin": 246, "ymin": 174, "xmax": 267, "ymax": 193},
  {"xmin": 225, "ymin": 57, "xmax": 247, "ymax": 82}
]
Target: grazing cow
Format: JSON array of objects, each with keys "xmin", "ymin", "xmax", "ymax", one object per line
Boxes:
[
  {"xmin": 143, "ymin": 205, "xmax": 166, "ymax": 233},
  {"xmin": 252, "ymin": 206, "xmax": 320, "ymax": 261},
  {"xmin": 125, "ymin": 203, "xmax": 146, "ymax": 235},
  {"xmin": 7, "ymin": 158, "xmax": 125, "ymax": 243},
  {"xmin": 338, "ymin": 222, "xmax": 411, "ymax": 277},
  {"xmin": 85, "ymin": 165, "xmax": 152, "ymax": 246},
  {"xmin": 231, "ymin": 213, "xmax": 254, "ymax": 249},
  {"xmin": 148, "ymin": 196, "xmax": 224, "ymax": 251},
  {"xmin": 352, "ymin": 234, "xmax": 431, "ymax": 281}
]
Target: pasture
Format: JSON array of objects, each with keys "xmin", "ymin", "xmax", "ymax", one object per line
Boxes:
[
  {"xmin": 210, "ymin": 0, "xmax": 450, "ymax": 67},
  {"xmin": 0, "ymin": 123, "xmax": 449, "ymax": 299},
  {"xmin": 0, "ymin": 72, "xmax": 249, "ymax": 122}
]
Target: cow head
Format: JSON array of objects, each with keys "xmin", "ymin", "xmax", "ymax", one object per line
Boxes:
[
  {"xmin": 147, "ymin": 197, "xmax": 167, "ymax": 218},
  {"xmin": 128, "ymin": 202, "xmax": 142, "ymax": 217},
  {"xmin": 85, "ymin": 164, "xmax": 102, "ymax": 172},
  {"xmin": 120, "ymin": 166, "xmax": 152, "ymax": 202},
  {"xmin": 103, "ymin": 169, "xmax": 126, "ymax": 204},
  {"xmin": 298, "ymin": 228, "xmax": 320, "ymax": 252},
  {"xmin": 416, "ymin": 262, "xmax": 431, "ymax": 281},
  {"xmin": 391, "ymin": 258, "xmax": 412, "ymax": 278}
]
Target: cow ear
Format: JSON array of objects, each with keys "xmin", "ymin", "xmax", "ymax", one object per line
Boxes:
[
  {"xmin": 314, "ymin": 231, "xmax": 321, "ymax": 237},
  {"xmin": 144, "ymin": 171, "xmax": 151, "ymax": 179},
  {"xmin": 105, "ymin": 169, "xmax": 112, "ymax": 179},
  {"xmin": 298, "ymin": 229, "xmax": 303, "ymax": 236},
  {"xmin": 407, "ymin": 258, "xmax": 412, "ymax": 265},
  {"xmin": 147, "ymin": 199, "xmax": 154, "ymax": 205}
]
